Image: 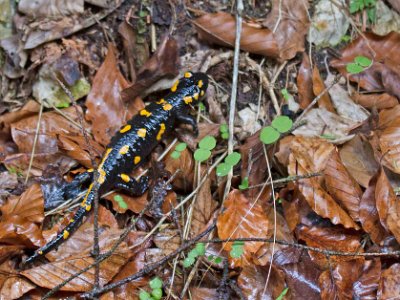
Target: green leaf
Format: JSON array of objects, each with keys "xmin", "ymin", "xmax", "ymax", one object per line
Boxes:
[
  {"xmin": 139, "ymin": 291, "xmax": 152, "ymax": 300},
  {"xmin": 225, "ymin": 152, "xmax": 241, "ymax": 166},
  {"xmin": 320, "ymin": 133, "xmax": 337, "ymax": 140},
  {"xmin": 175, "ymin": 142, "xmax": 187, "ymax": 152},
  {"xmin": 354, "ymin": 55, "xmax": 372, "ymax": 68},
  {"xmin": 271, "ymin": 116, "xmax": 293, "ymax": 133},
  {"xmin": 183, "ymin": 256, "xmax": 196, "ymax": 268},
  {"xmin": 350, "ymin": 0, "xmax": 361, "ymax": 13},
  {"xmin": 195, "ymin": 243, "xmax": 206, "ymax": 256},
  {"xmin": 346, "ymin": 62, "xmax": 364, "ymax": 74},
  {"xmin": 117, "ymin": 199, "xmax": 128, "ymax": 209},
  {"xmin": 220, "ymin": 124, "xmax": 228, "ymax": 133},
  {"xmin": 230, "ymin": 244, "xmax": 244, "ymax": 258},
  {"xmin": 276, "ymin": 287, "xmax": 289, "ymax": 300},
  {"xmin": 149, "ymin": 277, "xmax": 163, "ymax": 289},
  {"xmin": 221, "ymin": 132, "xmax": 229, "ymax": 140},
  {"xmin": 194, "ymin": 149, "xmax": 211, "ymax": 162},
  {"xmin": 170, "ymin": 151, "xmax": 181, "ymax": 159},
  {"xmin": 188, "ymin": 249, "xmax": 199, "ymax": 259},
  {"xmin": 151, "ymin": 288, "xmax": 163, "ymax": 300},
  {"xmin": 239, "ymin": 177, "xmax": 249, "ymax": 190},
  {"xmin": 199, "ymin": 136, "xmax": 217, "ymax": 150},
  {"xmin": 367, "ymin": 7, "xmax": 376, "ymax": 23},
  {"xmin": 199, "ymin": 102, "xmax": 206, "ymax": 111},
  {"xmin": 260, "ymin": 126, "xmax": 280, "ymax": 144},
  {"xmin": 214, "ymin": 256, "xmax": 223, "ymax": 263},
  {"xmin": 341, "ymin": 34, "xmax": 351, "ymax": 42},
  {"xmin": 281, "ymin": 88, "xmax": 290, "ymax": 101},
  {"xmin": 216, "ymin": 163, "xmax": 231, "ymax": 177},
  {"xmin": 139, "ymin": 10, "xmax": 148, "ymax": 17},
  {"xmin": 113, "ymin": 195, "xmax": 123, "ymax": 202}
]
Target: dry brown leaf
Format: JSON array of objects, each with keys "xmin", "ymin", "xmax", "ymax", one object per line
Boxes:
[
  {"xmin": 359, "ymin": 171, "xmax": 390, "ymax": 245},
  {"xmin": 297, "ymin": 53, "xmax": 313, "ymax": 109},
  {"xmin": 217, "ymin": 190, "xmax": 270, "ymax": 267},
  {"xmin": 330, "ymin": 32, "xmax": 400, "ymax": 98},
  {"xmin": 298, "ymin": 225, "xmax": 362, "ymax": 268},
  {"xmin": 18, "ymin": 0, "xmax": 84, "ymax": 18},
  {"xmin": 194, "ymin": 12, "xmax": 279, "ymax": 58},
  {"xmin": 352, "ymin": 93, "xmax": 398, "ymax": 110},
  {"xmin": 189, "ymin": 288, "xmax": 218, "ymax": 300},
  {"xmin": 104, "ymin": 191, "xmax": 148, "ymax": 214},
  {"xmin": 339, "ymin": 135, "xmax": 379, "ymax": 188},
  {"xmin": 85, "ymin": 44, "xmax": 132, "ymax": 146},
  {"xmin": 324, "ymin": 150, "xmax": 363, "ymax": 222},
  {"xmin": 289, "ymin": 137, "xmax": 359, "ymax": 229},
  {"xmin": 0, "ymin": 275, "xmax": 36, "ymax": 300},
  {"xmin": 312, "ymin": 66, "xmax": 335, "ymax": 112},
  {"xmin": 378, "ymin": 263, "xmax": 400, "ymax": 299},
  {"xmin": 262, "ymin": 0, "xmax": 310, "ymax": 60},
  {"xmin": 375, "ymin": 168, "xmax": 400, "ymax": 243},
  {"xmin": 353, "ymin": 258, "xmax": 381, "ymax": 299},
  {"xmin": 153, "ymin": 229, "xmax": 181, "ymax": 256},
  {"xmin": 164, "ymin": 147, "xmax": 195, "ymax": 192}
]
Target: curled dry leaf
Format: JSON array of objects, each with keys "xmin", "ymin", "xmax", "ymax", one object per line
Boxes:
[
  {"xmin": 330, "ymin": 32, "xmax": 400, "ymax": 99},
  {"xmin": 297, "ymin": 225, "xmax": 362, "ymax": 268},
  {"xmin": 297, "ymin": 53, "xmax": 313, "ymax": 109},
  {"xmin": 375, "ymin": 168, "xmax": 400, "ymax": 243},
  {"xmin": 324, "ymin": 150, "xmax": 363, "ymax": 222},
  {"xmin": 238, "ymin": 264, "xmax": 287, "ymax": 300},
  {"xmin": 353, "ymin": 258, "xmax": 381, "ymax": 299},
  {"xmin": 194, "ymin": 12, "xmax": 279, "ymax": 59},
  {"xmin": 377, "ymin": 104, "xmax": 400, "ymax": 173},
  {"xmin": 85, "ymin": 44, "xmax": 132, "ymax": 146},
  {"xmin": 217, "ymin": 190, "xmax": 270, "ymax": 267},
  {"xmin": 312, "ymin": 66, "xmax": 335, "ymax": 112},
  {"xmin": 352, "ymin": 93, "xmax": 398, "ymax": 110},
  {"xmin": 289, "ymin": 137, "xmax": 359, "ymax": 229},
  {"xmin": 359, "ymin": 171, "xmax": 390, "ymax": 245},
  {"xmin": 377, "ymin": 263, "xmax": 400, "ymax": 299},
  {"xmin": 339, "ymin": 135, "xmax": 379, "ymax": 188}
]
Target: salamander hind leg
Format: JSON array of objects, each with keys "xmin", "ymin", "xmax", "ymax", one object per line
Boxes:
[
  {"xmin": 176, "ymin": 113, "xmax": 198, "ymax": 136},
  {"xmin": 114, "ymin": 174, "xmax": 149, "ymax": 196}
]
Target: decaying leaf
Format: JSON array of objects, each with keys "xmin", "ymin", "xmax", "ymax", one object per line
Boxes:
[
  {"xmin": 378, "ymin": 263, "xmax": 400, "ymax": 299},
  {"xmin": 352, "ymin": 92, "xmax": 398, "ymax": 110},
  {"xmin": 297, "ymin": 53, "xmax": 313, "ymax": 109},
  {"xmin": 18, "ymin": 0, "xmax": 84, "ymax": 18},
  {"xmin": 353, "ymin": 258, "xmax": 381, "ymax": 299},
  {"xmin": 312, "ymin": 64, "xmax": 335, "ymax": 113}
]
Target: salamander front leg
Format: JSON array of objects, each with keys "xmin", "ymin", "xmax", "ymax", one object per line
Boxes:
[
  {"xmin": 176, "ymin": 114, "xmax": 198, "ymax": 136},
  {"xmin": 114, "ymin": 174, "xmax": 149, "ymax": 196}
]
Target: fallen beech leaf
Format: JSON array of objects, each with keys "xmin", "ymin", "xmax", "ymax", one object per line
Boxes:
[
  {"xmin": 359, "ymin": 171, "xmax": 390, "ymax": 244},
  {"xmin": 217, "ymin": 190, "xmax": 270, "ymax": 267},
  {"xmin": 189, "ymin": 288, "xmax": 218, "ymax": 300},
  {"xmin": 312, "ymin": 66, "xmax": 335, "ymax": 112},
  {"xmin": 121, "ymin": 36, "xmax": 179, "ymax": 101},
  {"xmin": 0, "ymin": 215, "xmax": 44, "ymax": 248},
  {"xmin": 289, "ymin": 137, "xmax": 359, "ymax": 229},
  {"xmin": 352, "ymin": 93, "xmax": 398, "ymax": 110},
  {"xmin": 18, "ymin": 0, "xmax": 84, "ymax": 17},
  {"xmin": 339, "ymin": 135, "xmax": 379, "ymax": 188},
  {"xmin": 0, "ymin": 275, "xmax": 36, "ymax": 300},
  {"xmin": 324, "ymin": 150, "xmax": 363, "ymax": 221},
  {"xmin": 238, "ymin": 264, "xmax": 287, "ymax": 299},
  {"xmin": 297, "ymin": 53, "xmax": 313, "ymax": 109},
  {"xmin": 154, "ymin": 229, "xmax": 181, "ymax": 256},
  {"xmin": 331, "ymin": 32, "xmax": 400, "ymax": 99},
  {"xmin": 353, "ymin": 258, "xmax": 381, "ymax": 299},
  {"xmin": 375, "ymin": 168, "xmax": 400, "ymax": 243},
  {"xmin": 331, "ymin": 259, "xmax": 364, "ymax": 300},
  {"xmin": 1, "ymin": 183, "xmax": 44, "ymax": 224},
  {"xmin": 377, "ymin": 263, "xmax": 400, "ymax": 299},
  {"xmin": 85, "ymin": 44, "xmax": 133, "ymax": 146},
  {"xmin": 298, "ymin": 225, "xmax": 362, "ymax": 268},
  {"xmin": 194, "ymin": 12, "xmax": 279, "ymax": 58},
  {"xmin": 164, "ymin": 147, "xmax": 195, "ymax": 192},
  {"xmin": 377, "ymin": 104, "xmax": 400, "ymax": 173}
]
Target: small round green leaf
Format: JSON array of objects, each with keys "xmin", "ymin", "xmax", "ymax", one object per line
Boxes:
[
  {"xmin": 230, "ymin": 245, "xmax": 244, "ymax": 258},
  {"xmin": 183, "ymin": 256, "xmax": 196, "ymax": 268},
  {"xmin": 113, "ymin": 195, "xmax": 123, "ymax": 202},
  {"xmin": 225, "ymin": 152, "xmax": 241, "ymax": 166},
  {"xmin": 149, "ymin": 277, "xmax": 163, "ymax": 289},
  {"xmin": 195, "ymin": 243, "xmax": 206, "ymax": 256},
  {"xmin": 221, "ymin": 132, "xmax": 229, "ymax": 140},
  {"xmin": 151, "ymin": 288, "xmax": 163, "ymax": 300},
  {"xmin": 271, "ymin": 115, "xmax": 293, "ymax": 133},
  {"xmin": 139, "ymin": 291, "xmax": 152, "ymax": 300},
  {"xmin": 239, "ymin": 177, "xmax": 249, "ymax": 190},
  {"xmin": 194, "ymin": 149, "xmax": 211, "ymax": 162},
  {"xmin": 346, "ymin": 62, "xmax": 364, "ymax": 74},
  {"xmin": 214, "ymin": 256, "xmax": 223, "ymax": 263},
  {"xmin": 175, "ymin": 142, "xmax": 187, "ymax": 152},
  {"xmin": 188, "ymin": 249, "xmax": 199, "ymax": 259},
  {"xmin": 281, "ymin": 88, "xmax": 290, "ymax": 101},
  {"xmin": 354, "ymin": 55, "xmax": 372, "ymax": 68},
  {"xmin": 216, "ymin": 163, "xmax": 231, "ymax": 177},
  {"xmin": 220, "ymin": 124, "xmax": 228, "ymax": 133},
  {"xmin": 199, "ymin": 136, "xmax": 217, "ymax": 150},
  {"xmin": 170, "ymin": 151, "xmax": 181, "ymax": 159},
  {"xmin": 260, "ymin": 126, "xmax": 280, "ymax": 144}
]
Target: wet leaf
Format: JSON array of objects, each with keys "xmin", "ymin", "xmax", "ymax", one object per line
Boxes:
[
  {"xmin": 0, "ymin": 215, "xmax": 44, "ymax": 248},
  {"xmin": 352, "ymin": 92, "xmax": 398, "ymax": 110},
  {"xmin": 297, "ymin": 53, "xmax": 314, "ymax": 109},
  {"xmin": 189, "ymin": 287, "xmax": 218, "ymax": 300},
  {"xmin": 377, "ymin": 263, "xmax": 400, "ymax": 299},
  {"xmin": 194, "ymin": 12, "xmax": 279, "ymax": 58},
  {"xmin": 312, "ymin": 66, "xmax": 335, "ymax": 112},
  {"xmin": 353, "ymin": 258, "xmax": 381, "ymax": 299}
]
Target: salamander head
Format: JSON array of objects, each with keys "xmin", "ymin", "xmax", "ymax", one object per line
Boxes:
[{"xmin": 170, "ymin": 72, "xmax": 209, "ymax": 105}]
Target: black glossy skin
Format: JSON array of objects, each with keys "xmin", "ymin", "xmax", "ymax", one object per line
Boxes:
[{"xmin": 24, "ymin": 72, "xmax": 208, "ymax": 264}]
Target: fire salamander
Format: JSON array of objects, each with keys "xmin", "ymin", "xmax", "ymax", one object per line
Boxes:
[{"xmin": 25, "ymin": 72, "xmax": 208, "ymax": 264}]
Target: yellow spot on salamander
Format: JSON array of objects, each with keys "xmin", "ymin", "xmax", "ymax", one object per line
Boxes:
[
  {"xmin": 193, "ymin": 93, "xmax": 199, "ymax": 100},
  {"xmin": 85, "ymin": 204, "xmax": 91, "ymax": 211},
  {"xmin": 81, "ymin": 183, "xmax": 94, "ymax": 207},
  {"xmin": 98, "ymin": 169, "xmax": 106, "ymax": 184},
  {"xmin": 69, "ymin": 219, "xmax": 75, "ymax": 223},
  {"xmin": 134, "ymin": 156, "xmax": 141, "ymax": 164},
  {"xmin": 63, "ymin": 230, "xmax": 70, "ymax": 240},
  {"xmin": 38, "ymin": 250, "xmax": 43, "ymax": 255},
  {"xmin": 184, "ymin": 72, "xmax": 192, "ymax": 78},
  {"xmin": 157, "ymin": 98, "xmax": 165, "ymax": 104},
  {"xmin": 140, "ymin": 109, "xmax": 152, "ymax": 117},
  {"xmin": 163, "ymin": 103, "xmax": 173, "ymax": 111},
  {"xmin": 120, "ymin": 173, "xmax": 130, "ymax": 182},
  {"xmin": 137, "ymin": 128, "xmax": 147, "ymax": 138},
  {"xmin": 200, "ymin": 90, "xmax": 205, "ymax": 97},
  {"xmin": 171, "ymin": 80, "xmax": 179, "ymax": 92},
  {"xmin": 183, "ymin": 96, "xmax": 192, "ymax": 104},
  {"xmin": 119, "ymin": 145, "xmax": 129, "ymax": 155},
  {"xmin": 157, "ymin": 123, "xmax": 166, "ymax": 141},
  {"xmin": 198, "ymin": 80, "xmax": 203, "ymax": 88},
  {"xmin": 120, "ymin": 124, "xmax": 131, "ymax": 133},
  {"xmin": 88, "ymin": 168, "xmax": 94, "ymax": 172}
]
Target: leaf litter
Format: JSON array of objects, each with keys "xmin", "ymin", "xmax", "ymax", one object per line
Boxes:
[{"xmin": 1, "ymin": 0, "xmax": 400, "ymax": 299}]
